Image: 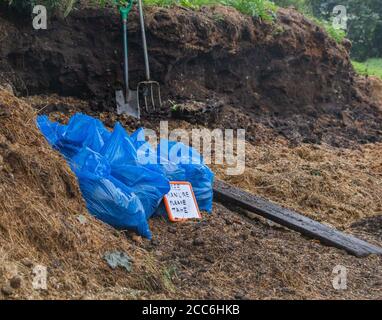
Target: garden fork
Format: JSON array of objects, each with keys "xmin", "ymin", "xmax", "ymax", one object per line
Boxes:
[{"xmin": 137, "ymin": 0, "xmax": 162, "ymax": 113}]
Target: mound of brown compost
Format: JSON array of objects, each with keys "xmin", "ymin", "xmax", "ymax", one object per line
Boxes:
[
  {"xmin": 357, "ymin": 76, "xmax": 382, "ymax": 110},
  {"xmin": 1, "ymin": 90, "xmax": 382, "ymax": 300},
  {"xmin": 0, "ymin": 87, "xmax": 174, "ymax": 299},
  {"xmin": 0, "ymin": 5, "xmax": 381, "ymax": 147}
]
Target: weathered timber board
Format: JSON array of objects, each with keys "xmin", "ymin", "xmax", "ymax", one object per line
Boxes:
[{"xmin": 213, "ymin": 180, "xmax": 382, "ymax": 257}]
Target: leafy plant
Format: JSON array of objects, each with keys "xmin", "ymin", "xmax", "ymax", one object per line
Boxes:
[
  {"xmin": 273, "ymin": 0, "xmax": 382, "ymax": 61},
  {"xmin": 308, "ymin": 0, "xmax": 382, "ymax": 61},
  {"xmin": 169, "ymin": 100, "xmax": 181, "ymax": 112},
  {"xmin": 221, "ymin": 0, "xmax": 277, "ymax": 21},
  {"xmin": 313, "ymin": 17, "xmax": 346, "ymax": 43},
  {"xmin": 352, "ymin": 58, "xmax": 382, "ymax": 79},
  {"xmin": 144, "ymin": 0, "xmax": 277, "ymax": 20},
  {"xmin": 2, "ymin": 0, "xmax": 278, "ymax": 20}
]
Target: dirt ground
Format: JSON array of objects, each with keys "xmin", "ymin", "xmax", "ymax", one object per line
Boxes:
[
  {"xmin": 9, "ymin": 93, "xmax": 378, "ymax": 300},
  {"xmin": 0, "ymin": 4, "xmax": 381, "ymax": 300},
  {"xmin": 1, "ymin": 88, "xmax": 381, "ymax": 300},
  {"xmin": 358, "ymin": 76, "xmax": 382, "ymax": 110},
  {"xmin": 146, "ymin": 204, "xmax": 382, "ymax": 300}
]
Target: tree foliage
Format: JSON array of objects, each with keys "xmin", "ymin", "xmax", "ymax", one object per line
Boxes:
[
  {"xmin": 274, "ymin": 0, "xmax": 381, "ymax": 61},
  {"xmin": 309, "ymin": 0, "xmax": 381, "ymax": 60}
]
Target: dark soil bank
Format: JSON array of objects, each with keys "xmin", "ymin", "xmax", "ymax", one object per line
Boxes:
[{"xmin": 0, "ymin": 5, "xmax": 381, "ymax": 146}]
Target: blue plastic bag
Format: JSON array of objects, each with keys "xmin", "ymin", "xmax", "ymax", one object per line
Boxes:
[
  {"xmin": 76, "ymin": 170, "xmax": 151, "ymax": 238},
  {"xmin": 101, "ymin": 124, "xmax": 171, "ymax": 218},
  {"xmin": 130, "ymin": 128, "xmax": 159, "ymax": 172},
  {"xmin": 61, "ymin": 114, "xmax": 110, "ymax": 151},
  {"xmin": 37, "ymin": 116, "xmax": 154, "ymax": 238},
  {"xmin": 131, "ymin": 129, "xmax": 214, "ymax": 213},
  {"xmin": 157, "ymin": 140, "xmax": 214, "ymax": 213},
  {"xmin": 111, "ymin": 164, "xmax": 170, "ymax": 219},
  {"xmin": 101, "ymin": 123, "xmax": 138, "ymax": 166},
  {"xmin": 37, "ymin": 114, "xmax": 110, "ymax": 160},
  {"xmin": 37, "ymin": 113, "xmax": 214, "ymax": 238},
  {"xmin": 37, "ymin": 115, "xmax": 65, "ymax": 147},
  {"xmin": 71, "ymin": 147, "xmax": 151, "ymax": 239},
  {"xmin": 71, "ymin": 147, "xmax": 111, "ymax": 177}
]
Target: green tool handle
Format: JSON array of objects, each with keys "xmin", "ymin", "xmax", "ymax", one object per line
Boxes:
[{"xmin": 118, "ymin": 0, "xmax": 134, "ymax": 21}]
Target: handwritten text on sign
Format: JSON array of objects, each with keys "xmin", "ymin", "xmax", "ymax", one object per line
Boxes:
[{"xmin": 164, "ymin": 182, "xmax": 201, "ymax": 221}]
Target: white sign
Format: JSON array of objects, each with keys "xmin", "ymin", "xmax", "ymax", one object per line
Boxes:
[{"xmin": 164, "ymin": 182, "xmax": 201, "ymax": 222}]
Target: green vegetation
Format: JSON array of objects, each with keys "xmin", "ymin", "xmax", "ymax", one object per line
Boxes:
[
  {"xmin": 352, "ymin": 58, "xmax": 382, "ymax": 79},
  {"xmin": 274, "ymin": 0, "xmax": 382, "ymax": 62},
  {"xmin": 225, "ymin": 0, "xmax": 277, "ymax": 20},
  {"xmin": 311, "ymin": 17, "xmax": 346, "ymax": 43},
  {"xmin": 3, "ymin": 0, "xmax": 277, "ymax": 20},
  {"xmin": 145, "ymin": 0, "xmax": 277, "ymax": 20},
  {"xmin": 309, "ymin": 0, "xmax": 381, "ymax": 61},
  {"xmin": 144, "ymin": 0, "xmax": 217, "ymax": 9},
  {"xmin": 273, "ymin": 0, "xmax": 346, "ymax": 44}
]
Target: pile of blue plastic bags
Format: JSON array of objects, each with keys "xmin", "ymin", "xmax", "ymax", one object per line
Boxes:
[{"xmin": 37, "ymin": 114, "xmax": 214, "ymax": 239}]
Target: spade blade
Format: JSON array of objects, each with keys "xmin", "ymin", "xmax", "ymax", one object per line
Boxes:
[{"xmin": 116, "ymin": 89, "xmax": 140, "ymax": 119}]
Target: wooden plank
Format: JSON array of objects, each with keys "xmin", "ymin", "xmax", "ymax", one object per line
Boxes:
[{"xmin": 213, "ymin": 179, "xmax": 382, "ymax": 257}]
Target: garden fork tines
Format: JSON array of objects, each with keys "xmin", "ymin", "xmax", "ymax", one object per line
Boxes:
[
  {"xmin": 137, "ymin": 0, "xmax": 162, "ymax": 113},
  {"xmin": 137, "ymin": 80, "xmax": 162, "ymax": 112}
]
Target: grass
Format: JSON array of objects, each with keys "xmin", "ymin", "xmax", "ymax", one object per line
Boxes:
[
  {"xmin": 352, "ymin": 58, "xmax": 382, "ymax": 79},
  {"xmin": 310, "ymin": 17, "xmax": 346, "ymax": 44},
  {"xmin": 4, "ymin": 0, "xmax": 347, "ymax": 40},
  {"xmin": 320, "ymin": 21, "xmax": 346, "ymax": 44},
  {"xmin": 2, "ymin": 0, "xmax": 278, "ymax": 20},
  {"xmin": 144, "ymin": 0, "xmax": 277, "ymax": 20},
  {"xmin": 144, "ymin": 1, "xmax": 343, "ymax": 41},
  {"xmin": 270, "ymin": 2, "xmax": 347, "ymax": 44}
]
